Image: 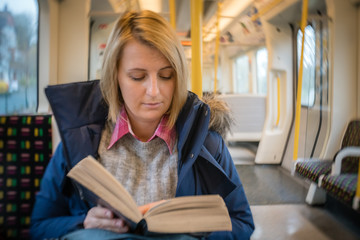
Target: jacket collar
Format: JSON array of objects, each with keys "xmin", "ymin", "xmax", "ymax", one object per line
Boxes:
[{"xmin": 45, "ymin": 80, "xmax": 108, "ymax": 169}]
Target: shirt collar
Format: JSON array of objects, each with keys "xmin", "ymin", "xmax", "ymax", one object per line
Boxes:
[{"xmin": 107, "ymin": 108, "xmax": 176, "ymax": 154}]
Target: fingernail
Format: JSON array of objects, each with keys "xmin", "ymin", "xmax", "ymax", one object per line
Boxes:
[
  {"xmin": 116, "ymin": 220, "xmax": 122, "ymax": 227},
  {"xmin": 106, "ymin": 211, "xmax": 111, "ymax": 218}
]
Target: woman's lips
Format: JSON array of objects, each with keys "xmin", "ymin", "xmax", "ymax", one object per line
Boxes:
[{"xmin": 143, "ymin": 102, "xmax": 162, "ymax": 109}]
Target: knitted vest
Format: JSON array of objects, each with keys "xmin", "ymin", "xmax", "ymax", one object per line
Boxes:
[{"xmin": 98, "ymin": 123, "xmax": 178, "ymax": 206}]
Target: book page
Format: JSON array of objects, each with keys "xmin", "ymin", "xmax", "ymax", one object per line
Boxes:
[
  {"xmin": 143, "ymin": 195, "xmax": 232, "ymax": 233},
  {"xmin": 67, "ymin": 155, "xmax": 142, "ymax": 223}
]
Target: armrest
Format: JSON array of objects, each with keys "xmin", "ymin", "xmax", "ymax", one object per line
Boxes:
[
  {"xmin": 296, "ymin": 158, "xmax": 322, "ymax": 163},
  {"xmin": 331, "ymin": 146, "xmax": 360, "ymax": 175}
]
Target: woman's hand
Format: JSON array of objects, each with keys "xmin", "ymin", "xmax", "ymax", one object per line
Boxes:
[{"xmin": 84, "ymin": 205, "xmax": 129, "ymax": 233}]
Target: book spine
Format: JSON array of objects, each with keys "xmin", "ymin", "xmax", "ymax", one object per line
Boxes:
[{"xmin": 134, "ymin": 219, "xmax": 148, "ymax": 235}]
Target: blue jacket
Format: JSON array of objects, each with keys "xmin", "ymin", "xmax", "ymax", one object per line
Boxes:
[{"xmin": 31, "ymin": 80, "xmax": 254, "ymax": 239}]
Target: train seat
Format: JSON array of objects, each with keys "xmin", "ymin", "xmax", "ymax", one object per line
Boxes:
[
  {"xmin": 319, "ymin": 145, "xmax": 360, "ymax": 211},
  {"xmin": 295, "ymin": 158, "xmax": 332, "ymax": 183},
  {"xmin": 294, "ymin": 119, "xmax": 360, "ymax": 205},
  {"xmin": 320, "ymin": 173, "xmax": 358, "ymax": 208},
  {"xmin": 0, "ymin": 115, "xmax": 52, "ymax": 240}
]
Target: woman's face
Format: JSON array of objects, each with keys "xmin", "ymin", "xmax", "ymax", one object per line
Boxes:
[{"xmin": 118, "ymin": 39, "xmax": 175, "ymax": 127}]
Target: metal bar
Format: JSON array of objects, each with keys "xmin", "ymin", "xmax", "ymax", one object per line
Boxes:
[
  {"xmin": 293, "ymin": 0, "xmax": 308, "ymax": 161},
  {"xmin": 169, "ymin": 0, "xmax": 176, "ymax": 29},
  {"xmin": 214, "ymin": 2, "xmax": 222, "ymax": 93},
  {"xmin": 191, "ymin": 0, "xmax": 203, "ymax": 97},
  {"xmin": 276, "ymin": 76, "xmax": 280, "ymax": 126},
  {"xmin": 251, "ymin": 0, "xmax": 285, "ymax": 21}
]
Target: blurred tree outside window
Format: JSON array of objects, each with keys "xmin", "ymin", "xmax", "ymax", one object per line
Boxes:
[{"xmin": 0, "ymin": 0, "xmax": 38, "ymax": 115}]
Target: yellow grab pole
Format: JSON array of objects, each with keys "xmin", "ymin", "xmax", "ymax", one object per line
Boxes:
[
  {"xmin": 214, "ymin": 2, "xmax": 222, "ymax": 94},
  {"xmin": 293, "ymin": 0, "xmax": 308, "ymax": 161},
  {"xmin": 191, "ymin": 0, "xmax": 203, "ymax": 98},
  {"xmin": 169, "ymin": 0, "xmax": 176, "ymax": 29},
  {"xmin": 276, "ymin": 76, "xmax": 280, "ymax": 126},
  {"xmin": 355, "ymin": 164, "xmax": 360, "ymax": 193},
  {"xmin": 251, "ymin": 0, "xmax": 285, "ymax": 22},
  {"xmin": 354, "ymin": 159, "xmax": 360, "ymax": 209},
  {"xmin": 356, "ymin": 164, "xmax": 360, "ymax": 197}
]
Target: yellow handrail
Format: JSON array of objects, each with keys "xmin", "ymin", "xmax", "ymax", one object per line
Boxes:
[
  {"xmin": 191, "ymin": 0, "xmax": 203, "ymax": 98},
  {"xmin": 276, "ymin": 76, "xmax": 280, "ymax": 126},
  {"xmin": 251, "ymin": 0, "xmax": 285, "ymax": 22},
  {"xmin": 356, "ymin": 162, "xmax": 360, "ymax": 200},
  {"xmin": 293, "ymin": 0, "xmax": 308, "ymax": 161},
  {"xmin": 214, "ymin": 2, "xmax": 222, "ymax": 93},
  {"xmin": 169, "ymin": 0, "xmax": 176, "ymax": 29}
]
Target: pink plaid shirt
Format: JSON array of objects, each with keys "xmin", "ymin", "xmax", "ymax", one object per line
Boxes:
[{"xmin": 107, "ymin": 108, "xmax": 176, "ymax": 154}]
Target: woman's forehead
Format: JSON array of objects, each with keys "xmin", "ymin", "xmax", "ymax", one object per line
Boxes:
[{"xmin": 120, "ymin": 40, "xmax": 171, "ymax": 69}]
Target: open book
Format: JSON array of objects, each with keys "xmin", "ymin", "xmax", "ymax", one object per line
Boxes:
[{"xmin": 67, "ymin": 155, "xmax": 232, "ymax": 235}]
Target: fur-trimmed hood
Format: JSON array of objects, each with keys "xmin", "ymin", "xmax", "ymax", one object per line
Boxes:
[{"xmin": 202, "ymin": 93, "xmax": 233, "ymax": 139}]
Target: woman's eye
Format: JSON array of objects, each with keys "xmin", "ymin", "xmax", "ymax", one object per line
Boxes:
[
  {"xmin": 159, "ymin": 75, "xmax": 173, "ymax": 80},
  {"xmin": 158, "ymin": 70, "xmax": 173, "ymax": 80},
  {"xmin": 130, "ymin": 75, "xmax": 145, "ymax": 81}
]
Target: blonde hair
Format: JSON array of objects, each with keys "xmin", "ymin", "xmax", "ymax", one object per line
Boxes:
[{"xmin": 100, "ymin": 10, "xmax": 188, "ymax": 128}]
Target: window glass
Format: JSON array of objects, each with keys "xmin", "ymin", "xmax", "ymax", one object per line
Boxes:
[
  {"xmin": 297, "ymin": 25, "xmax": 315, "ymax": 106},
  {"xmin": 256, "ymin": 47, "xmax": 267, "ymax": 95},
  {"xmin": 234, "ymin": 55, "xmax": 249, "ymax": 93},
  {"xmin": 0, "ymin": 0, "xmax": 38, "ymax": 115}
]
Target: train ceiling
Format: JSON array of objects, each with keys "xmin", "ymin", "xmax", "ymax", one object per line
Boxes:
[{"xmin": 91, "ymin": 0, "xmax": 267, "ymax": 52}]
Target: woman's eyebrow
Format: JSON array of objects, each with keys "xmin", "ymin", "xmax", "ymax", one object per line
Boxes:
[
  {"xmin": 127, "ymin": 68, "xmax": 146, "ymax": 72},
  {"xmin": 159, "ymin": 66, "xmax": 173, "ymax": 71},
  {"xmin": 126, "ymin": 66, "xmax": 173, "ymax": 72}
]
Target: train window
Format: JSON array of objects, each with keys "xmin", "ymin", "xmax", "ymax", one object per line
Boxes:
[
  {"xmin": 0, "ymin": 0, "xmax": 39, "ymax": 115},
  {"xmin": 233, "ymin": 48, "xmax": 267, "ymax": 95},
  {"xmin": 234, "ymin": 54, "xmax": 249, "ymax": 93},
  {"xmin": 297, "ymin": 25, "xmax": 316, "ymax": 107},
  {"xmin": 256, "ymin": 47, "xmax": 268, "ymax": 95}
]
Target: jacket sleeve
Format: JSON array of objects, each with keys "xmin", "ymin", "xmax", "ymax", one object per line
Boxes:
[
  {"xmin": 205, "ymin": 132, "xmax": 255, "ymax": 240},
  {"xmin": 30, "ymin": 143, "xmax": 88, "ymax": 239}
]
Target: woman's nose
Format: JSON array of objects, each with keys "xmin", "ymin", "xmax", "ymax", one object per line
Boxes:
[{"xmin": 146, "ymin": 75, "xmax": 160, "ymax": 96}]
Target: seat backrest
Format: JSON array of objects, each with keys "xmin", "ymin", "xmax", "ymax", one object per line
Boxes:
[
  {"xmin": 340, "ymin": 119, "xmax": 360, "ymax": 173},
  {"xmin": 0, "ymin": 115, "xmax": 52, "ymax": 240},
  {"xmin": 218, "ymin": 94, "xmax": 266, "ymax": 142}
]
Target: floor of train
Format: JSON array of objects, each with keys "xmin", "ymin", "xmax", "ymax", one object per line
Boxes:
[{"xmin": 229, "ymin": 143, "xmax": 360, "ymax": 240}]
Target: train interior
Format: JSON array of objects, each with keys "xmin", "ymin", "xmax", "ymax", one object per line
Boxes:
[{"xmin": 1, "ymin": 0, "xmax": 360, "ymax": 239}]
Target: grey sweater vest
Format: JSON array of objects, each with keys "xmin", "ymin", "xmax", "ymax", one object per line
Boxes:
[{"xmin": 98, "ymin": 123, "xmax": 178, "ymax": 206}]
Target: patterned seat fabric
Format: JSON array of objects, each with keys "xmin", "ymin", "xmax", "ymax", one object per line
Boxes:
[
  {"xmin": 320, "ymin": 174, "xmax": 357, "ymax": 207},
  {"xmin": 295, "ymin": 120, "xmax": 360, "ymax": 182},
  {"xmin": 295, "ymin": 160, "xmax": 332, "ymax": 183},
  {"xmin": 339, "ymin": 120, "xmax": 360, "ymax": 173},
  {"xmin": 0, "ymin": 115, "xmax": 52, "ymax": 240}
]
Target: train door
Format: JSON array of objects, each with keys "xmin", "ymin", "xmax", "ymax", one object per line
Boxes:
[
  {"xmin": 279, "ymin": 14, "xmax": 330, "ymax": 171},
  {"xmin": 297, "ymin": 17, "xmax": 330, "ymax": 160},
  {"xmin": 255, "ymin": 0, "xmax": 329, "ymax": 167}
]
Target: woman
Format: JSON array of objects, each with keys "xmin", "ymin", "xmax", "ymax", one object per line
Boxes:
[{"xmin": 31, "ymin": 10, "xmax": 254, "ymax": 240}]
